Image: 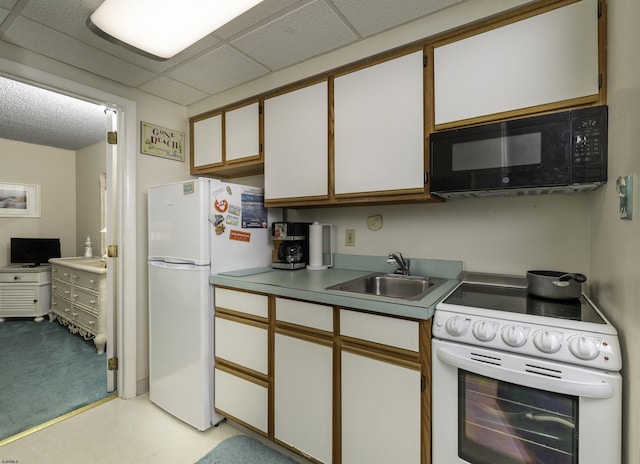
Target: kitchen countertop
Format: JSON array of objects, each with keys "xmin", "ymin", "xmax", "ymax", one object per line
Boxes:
[{"xmin": 210, "ymin": 254, "xmax": 462, "ymax": 320}]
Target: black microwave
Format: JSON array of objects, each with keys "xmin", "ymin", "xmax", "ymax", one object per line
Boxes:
[{"xmin": 429, "ymin": 105, "xmax": 608, "ymax": 199}]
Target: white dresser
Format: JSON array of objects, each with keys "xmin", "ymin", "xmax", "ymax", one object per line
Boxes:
[
  {"xmin": 0, "ymin": 266, "xmax": 52, "ymax": 322},
  {"xmin": 49, "ymin": 257, "xmax": 107, "ymax": 354}
]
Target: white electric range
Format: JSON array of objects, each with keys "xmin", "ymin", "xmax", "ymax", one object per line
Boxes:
[{"xmin": 431, "ymin": 273, "xmax": 622, "ymax": 464}]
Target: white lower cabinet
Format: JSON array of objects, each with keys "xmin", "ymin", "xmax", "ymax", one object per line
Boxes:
[
  {"xmin": 274, "ymin": 332, "xmax": 333, "ymax": 463},
  {"xmin": 214, "ymin": 367, "xmax": 268, "ymax": 433},
  {"xmin": 213, "ymin": 287, "xmax": 269, "ymax": 435},
  {"xmin": 214, "ymin": 288, "xmax": 429, "ymax": 463},
  {"xmin": 341, "ymin": 351, "xmax": 421, "ymax": 464}
]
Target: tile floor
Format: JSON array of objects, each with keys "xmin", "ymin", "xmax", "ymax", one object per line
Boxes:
[{"xmin": 0, "ymin": 394, "xmax": 244, "ymax": 464}]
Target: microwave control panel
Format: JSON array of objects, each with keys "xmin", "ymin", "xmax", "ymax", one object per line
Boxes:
[{"xmin": 570, "ymin": 106, "xmax": 608, "ymax": 181}]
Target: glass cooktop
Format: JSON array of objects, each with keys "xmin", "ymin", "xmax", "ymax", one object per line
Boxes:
[{"xmin": 443, "ymin": 283, "xmax": 605, "ymax": 324}]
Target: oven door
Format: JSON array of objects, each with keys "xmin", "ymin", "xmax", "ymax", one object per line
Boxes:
[
  {"xmin": 429, "ymin": 111, "xmax": 570, "ymax": 195},
  {"xmin": 432, "ymin": 339, "xmax": 621, "ymax": 464}
]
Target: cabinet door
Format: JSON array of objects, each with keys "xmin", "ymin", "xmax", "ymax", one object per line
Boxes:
[
  {"xmin": 192, "ymin": 114, "xmax": 222, "ymax": 168},
  {"xmin": 226, "ymin": 102, "xmax": 260, "ymax": 163},
  {"xmin": 264, "ymin": 81, "xmax": 328, "ymax": 200},
  {"xmin": 341, "ymin": 351, "xmax": 421, "ymax": 464},
  {"xmin": 275, "ymin": 333, "xmax": 333, "ymax": 463},
  {"xmin": 334, "ymin": 51, "xmax": 424, "ymax": 195},
  {"xmin": 433, "ymin": 0, "xmax": 600, "ymax": 125}
]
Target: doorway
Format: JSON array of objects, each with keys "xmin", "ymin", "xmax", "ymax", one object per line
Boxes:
[{"xmin": 0, "ymin": 58, "xmax": 138, "ymax": 400}]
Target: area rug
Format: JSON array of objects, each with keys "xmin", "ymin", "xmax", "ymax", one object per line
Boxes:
[
  {"xmin": 195, "ymin": 435, "xmax": 299, "ymax": 464},
  {"xmin": 0, "ymin": 318, "xmax": 109, "ymax": 441}
]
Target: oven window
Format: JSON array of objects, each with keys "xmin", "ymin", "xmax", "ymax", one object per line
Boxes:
[{"xmin": 459, "ymin": 370, "xmax": 578, "ymax": 464}]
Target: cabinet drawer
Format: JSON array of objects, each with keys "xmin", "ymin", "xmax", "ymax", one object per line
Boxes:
[
  {"xmin": 70, "ymin": 270, "xmax": 103, "ymax": 290},
  {"xmin": 52, "ymin": 266, "xmax": 73, "ymax": 283},
  {"xmin": 51, "ymin": 294, "xmax": 73, "ymax": 316},
  {"xmin": 275, "ymin": 297, "xmax": 333, "ymax": 332},
  {"xmin": 215, "ymin": 368, "xmax": 268, "ymax": 433},
  {"xmin": 72, "ymin": 287, "xmax": 100, "ymax": 311},
  {"xmin": 72, "ymin": 305, "xmax": 99, "ymax": 332},
  {"xmin": 52, "ymin": 279, "xmax": 72, "ymax": 300},
  {"xmin": 0, "ymin": 272, "xmax": 40, "ymax": 283},
  {"xmin": 215, "ymin": 287, "xmax": 268, "ymax": 319},
  {"xmin": 215, "ymin": 316, "xmax": 268, "ymax": 374},
  {"xmin": 340, "ymin": 309, "xmax": 419, "ymax": 352}
]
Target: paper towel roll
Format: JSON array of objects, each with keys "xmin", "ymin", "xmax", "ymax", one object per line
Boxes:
[{"xmin": 307, "ymin": 222, "xmax": 331, "ymax": 270}]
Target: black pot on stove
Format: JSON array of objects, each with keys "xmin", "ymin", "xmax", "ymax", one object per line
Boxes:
[{"xmin": 526, "ymin": 270, "xmax": 587, "ymax": 300}]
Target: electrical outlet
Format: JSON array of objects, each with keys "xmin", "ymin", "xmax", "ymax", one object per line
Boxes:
[{"xmin": 345, "ymin": 229, "xmax": 356, "ymax": 247}]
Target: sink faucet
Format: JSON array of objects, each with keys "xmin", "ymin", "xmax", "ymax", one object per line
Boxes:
[{"xmin": 388, "ymin": 252, "xmax": 410, "ymax": 275}]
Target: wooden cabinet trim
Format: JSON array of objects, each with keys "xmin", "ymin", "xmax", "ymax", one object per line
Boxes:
[
  {"xmin": 215, "ymin": 359, "xmax": 269, "ymax": 385},
  {"xmin": 275, "ymin": 324, "xmax": 333, "ymax": 346},
  {"xmin": 215, "ymin": 308, "xmax": 268, "ymax": 327}
]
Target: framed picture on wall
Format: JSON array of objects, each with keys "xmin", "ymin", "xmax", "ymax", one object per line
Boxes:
[{"xmin": 0, "ymin": 182, "xmax": 41, "ymax": 217}]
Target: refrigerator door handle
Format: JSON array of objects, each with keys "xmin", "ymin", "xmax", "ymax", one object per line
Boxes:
[{"xmin": 148, "ymin": 260, "xmax": 207, "ymax": 270}]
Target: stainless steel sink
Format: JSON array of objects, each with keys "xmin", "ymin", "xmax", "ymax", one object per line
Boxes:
[{"xmin": 326, "ymin": 273, "xmax": 445, "ymax": 301}]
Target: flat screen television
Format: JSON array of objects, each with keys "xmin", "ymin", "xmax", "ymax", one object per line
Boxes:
[{"xmin": 10, "ymin": 237, "xmax": 61, "ymax": 267}]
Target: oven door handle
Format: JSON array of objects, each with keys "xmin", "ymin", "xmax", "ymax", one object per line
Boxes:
[{"xmin": 436, "ymin": 346, "xmax": 615, "ymax": 399}]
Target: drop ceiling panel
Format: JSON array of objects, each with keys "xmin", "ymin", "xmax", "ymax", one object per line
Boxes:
[
  {"xmin": 232, "ymin": 0, "xmax": 358, "ymax": 71},
  {"xmin": 140, "ymin": 77, "xmax": 209, "ymax": 106},
  {"xmin": 214, "ymin": 0, "xmax": 303, "ymax": 40},
  {"xmin": 4, "ymin": 17, "xmax": 156, "ymax": 87},
  {"xmin": 168, "ymin": 45, "xmax": 270, "ymax": 95},
  {"xmin": 332, "ymin": 0, "xmax": 464, "ymax": 37}
]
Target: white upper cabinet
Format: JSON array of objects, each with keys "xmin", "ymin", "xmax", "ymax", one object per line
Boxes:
[
  {"xmin": 334, "ymin": 51, "xmax": 425, "ymax": 195},
  {"xmin": 264, "ymin": 81, "xmax": 329, "ymax": 201},
  {"xmin": 433, "ymin": 0, "xmax": 600, "ymax": 126},
  {"xmin": 192, "ymin": 114, "xmax": 222, "ymax": 168},
  {"xmin": 225, "ymin": 102, "xmax": 260, "ymax": 163}
]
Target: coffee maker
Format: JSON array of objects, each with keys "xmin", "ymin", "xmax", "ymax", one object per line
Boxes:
[{"xmin": 271, "ymin": 222, "xmax": 310, "ymax": 270}]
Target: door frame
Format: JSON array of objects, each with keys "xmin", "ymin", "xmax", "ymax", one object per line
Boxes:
[{"xmin": 0, "ymin": 56, "xmax": 138, "ymax": 399}]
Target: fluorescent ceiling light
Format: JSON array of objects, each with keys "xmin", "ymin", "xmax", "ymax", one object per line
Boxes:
[{"xmin": 88, "ymin": 0, "xmax": 263, "ymax": 60}]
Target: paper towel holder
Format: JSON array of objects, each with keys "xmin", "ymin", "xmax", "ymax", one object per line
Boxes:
[{"xmin": 307, "ymin": 222, "xmax": 333, "ymax": 270}]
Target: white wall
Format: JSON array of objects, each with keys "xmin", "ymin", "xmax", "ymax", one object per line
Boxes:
[
  {"xmin": 76, "ymin": 140, "xmax": 106, "ymax": 257},
  {"xmin": 590, "ymin": 2, "xmax": 640, "ymax": 463},
  {"xmin": 0, "ymin": 138, "xmax": 76, "ymax": 265}
]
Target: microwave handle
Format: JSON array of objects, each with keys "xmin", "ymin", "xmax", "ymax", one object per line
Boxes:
[{"xmin": 436, "ymin": 345, "xmax": 614, "ymax": 399}]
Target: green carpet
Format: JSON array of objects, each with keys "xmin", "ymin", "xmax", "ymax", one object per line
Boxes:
[
  {"xmin": 195, "ymin": 435, "xmax": 299, "ymax": 464},
  {"xmin": 0, "ymin": 318, "xmax": 109, "ymax": 441}
]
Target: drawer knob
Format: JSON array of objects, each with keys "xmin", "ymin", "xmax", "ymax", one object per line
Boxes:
[
  {"xmin": 73, "ymin": 274, "xmax": 79, "ymax": 280},
  {"xmin": 64, "ymin": 308, "xmax": 71, "ymax": 312},
  {"xmin": 90, "ymin": 279, "xmax": 96, "ymax": 284},
  {"xmin": 13, "ymin": 275, "xmax": 20, "ymax": 280},
  {"xmin": 90, "ymin": 299, "xmax": 96, "ymax": 305},
  {"xmin": 89, "ymin": 321, "xmax": 95, "ymax": 326},
  {"xmin": 72, "ymin": 312, "xmax": 78, "ymax": 317}
]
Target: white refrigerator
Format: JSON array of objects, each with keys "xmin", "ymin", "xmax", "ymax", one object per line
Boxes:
[{"xmin": 148, "ymin": 178, "xmax": 275, "ymax": 430}]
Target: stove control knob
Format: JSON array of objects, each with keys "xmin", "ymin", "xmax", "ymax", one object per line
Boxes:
[
  {"xmin": 501, "ymin": 325, "xmax": 528, "ymax": 347},
  {"xmin": 533, "ymin": 330, "xmax": 562, "ymax": 353},
  {"xmin": 472, "ymin": 321, "xmax": 497, "ymax": 342},
  {"xmin": 568, "ymin": 335, "xmax": 600, "ymax": 360},
  {"xmin": 445, "ymin": 316, "xmax": 470, "ymax": 337}
]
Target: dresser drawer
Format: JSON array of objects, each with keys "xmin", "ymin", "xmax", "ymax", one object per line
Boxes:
[
  {"xmin": 69, "ymin": 269, "xmax": 103, "ymax": 290},
  {"xmin": 51, "ymin": 294, "xmax": 73, "ymax": 316},
  {"xmin": 52, "ymin": 279, "xmax": 72, "ymax": 300},
  {"xmin": 72, "ymin": 305, "xmax": 99, "ymax": 332},
  {"xmin": 72, "ymin": 286, "xmax": 100, "ymax": 310},
  {"xmin": 52, "ymin": 266, "xmax": 73, "ymax": 283},
  {"xmin": 275, "ymin": 297, "xmax": 333, "ymax": 332}
]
